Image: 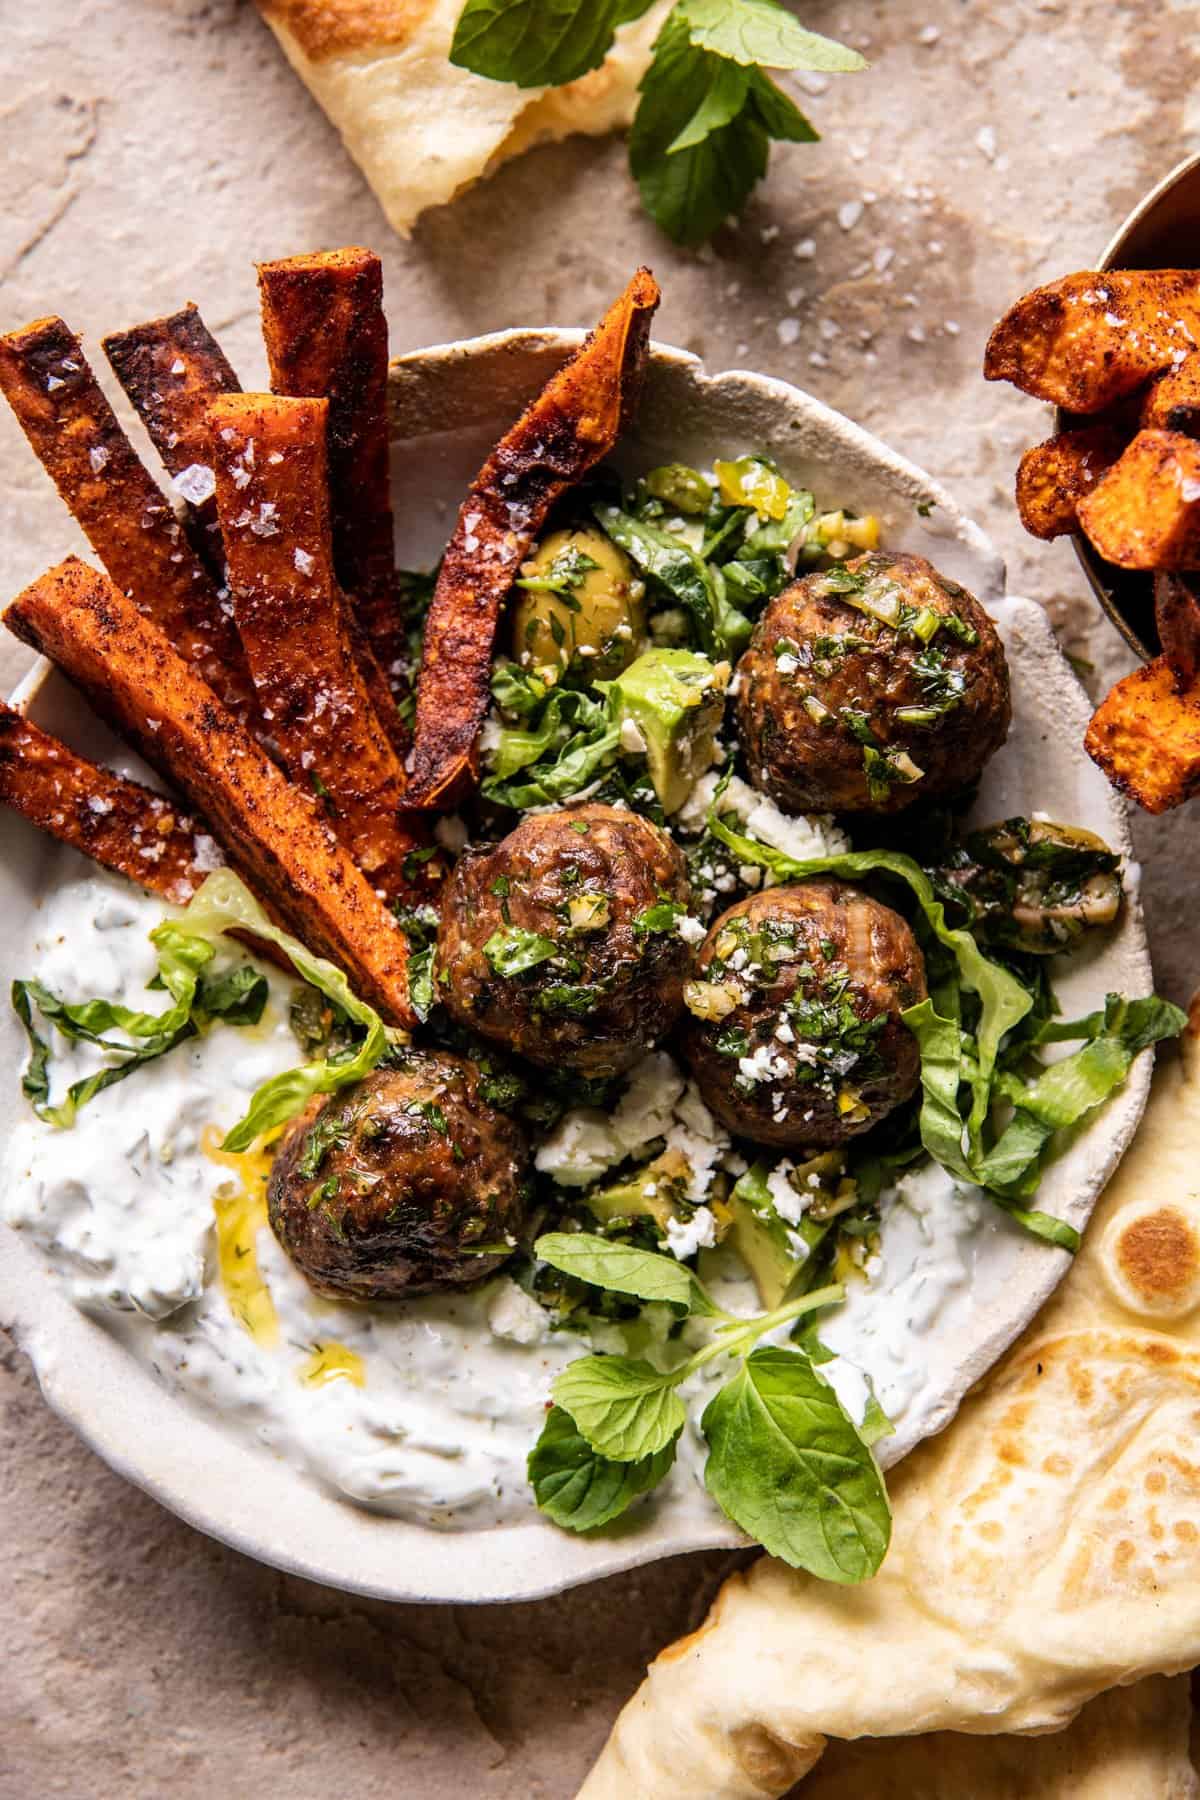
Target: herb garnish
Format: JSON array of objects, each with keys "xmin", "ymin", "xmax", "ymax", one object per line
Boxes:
[
  {"xmin": 449, "ymin": 0, "xmax": 865, "ymax": 246},
  {"xmin": 527, "ymin": 1231, "xmax": 888, "ymax": 1579}
]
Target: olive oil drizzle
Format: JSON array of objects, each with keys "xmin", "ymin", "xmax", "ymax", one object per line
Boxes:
[{"xmin": 202, "ymin": 1125, "xmax": 280, "ymax": 1348}]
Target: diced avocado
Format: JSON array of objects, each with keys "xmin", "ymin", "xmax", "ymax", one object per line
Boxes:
[
  {"xmin": 511, "ymin": 527, "xmax": 645, "ymax": 679},
  {"xmin": 611, "ymin": 648, "xmax": 730, "ymax": 814},
  {"xmin": 724, "ymin": 1154, "xmax": 844, "ymax": 1310},
  {"xmin": 582, "ymin": 1148, "xmax": 691, "ymax": 1234}
]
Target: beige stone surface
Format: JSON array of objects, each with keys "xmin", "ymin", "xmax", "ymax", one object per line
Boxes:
[{"xmin": 1, "ymin": 1, "xmax": 1198, "ymax": 1795}]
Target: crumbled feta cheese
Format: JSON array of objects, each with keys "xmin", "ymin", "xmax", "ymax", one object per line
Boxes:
[
  {"xmin": 534, "ymin": 1112, "xmax": 620, "ymax": 1187},
  {"xmin": 676, "ymin": 914, "xmax": 707, "ymax": 947},
  {"xmin": 293, "ymin": 547, "xmax": 315, "ymax": 577},
  {"xmin": 434, "ymin": 814, "xmax": 469, "ymax": 854},
  {"xmin": 767, "ymin": 1161, "xmax": 807, "ymax": 1226},
  {"xmin": 665, "ymin": 1205, "xmax": 717, "ymax": 1261},
  {"xmin": 487, "ymin": 1278, "xmax": 548, "ymax": 1345},
  {"xmin": 619, "ymin": 716, "xmax": 648, "ymax": 755}
]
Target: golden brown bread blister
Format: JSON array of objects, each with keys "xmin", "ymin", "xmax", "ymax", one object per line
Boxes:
[
  {"xmin": 984, "ymin": 270, "xmax": 1200, "ymax": 412},
  {"xmin": 3, "ymin": 557, "xmax": 415, "ymax": 1025},
  {"xmin": 208, "ymin": 391, "xmax": 437, "ymax": 906},
  {"xmin": 0, "ymin": 317, "xmax": 259, "ymax": 730},
  {"xmin": 257, "ymin": 247, "xmax": 407, "ymax": 741},
  {"xmin": 1014, "ymin": 425, "xmax": 1125, "ymax": 539},
  {"xmin": 0, "ymin": 701, "xmax": 224, "ymax": 903},
  {"xmin": 407, "ymin": 266, "xmax": 660, "ymax": 809},
  {"xmin": 1076, "ymin": 428, "xmax": 1200, "ymax": 569},
  {"xmin": 1084, "ymin": 654, "xmax": 1200, "ymax": 814},
  {"xmin": 102, "ymin": 303, "xmax": 241, "ymax": 579}
]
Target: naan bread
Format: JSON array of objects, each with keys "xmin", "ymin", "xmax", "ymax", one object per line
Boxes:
[
  {"xmin": 582, "ymin": 1002, "xmax": 1200, "ymax": 1799},
  {"xmin": 254, "ymin": 0, "xmax": 671, "ymax": 234}
]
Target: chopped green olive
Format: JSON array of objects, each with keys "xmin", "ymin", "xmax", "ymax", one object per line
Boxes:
[{"xmin": 511, "ymin": 527, "xmax": 646, "ymax": 678}]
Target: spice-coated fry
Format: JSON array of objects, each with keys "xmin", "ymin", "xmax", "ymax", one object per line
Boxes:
[
  {"xmin": 0, "ymin": 316, "xmax": 259, "ymax": 729},
  {"xmin": 257, "ymin": 248, "xmax": 407, "ymax": 725},
  {"xmin": 1139, "ymin": 352, "xmax": 1200, "ymax": 437},
  {"xmin": 1014, "ymin": 425, "xmax": 1125, "ymax": 540},
  {"xmin": 406, "ymin": 266, "xmax": 660, "ymax": 809},
  {"xmin": 103, "ymin": 303, "xmax": 240, "ymax": 578},
  {"xmin": 0, "ymin": 701, "xmax": 223, "ymax": 903},
  {"xmin": 1085, "ymin": 654, "xmax": 1200, "ymax": 814},
  {"xmin": 1077, "ymin": 429, "xmax": 1200, "ymax": 570},
  {"xmin": 208, "ymin": 391, "xmax": 437, "ymax": 905},
  {"xmin": 984, "ymin": 270, "xmax": 1200, "ymax": 412},
  {"xmin": 4, "ymin": 558, "xmax": 416, "ymax": 1025}
]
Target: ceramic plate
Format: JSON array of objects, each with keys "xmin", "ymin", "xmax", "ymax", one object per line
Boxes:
[{"xmin": 0, "ymin": 335, "xmax": 1153, "ymax": 1602}]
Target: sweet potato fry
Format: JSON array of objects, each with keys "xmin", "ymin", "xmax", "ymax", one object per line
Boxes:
[
  {"xmin": 102, "ymin": 303, "xmax": 240, "ymax": 577},
  {"xmin": 1155, "ymin": 571, "xmax": 1200, "ymax": 686},
  {"xmin": 0, "ymin": 317, "xmax": 258, "ymax": 729},
  {"xmin": 1085, "ymin": 655, "xmax": 1200, "ymax": 813},
  {"xmin": 0, "ymin": 701, "xmax": 223, "ymax": 903},
  {"xmin": 1139, "ymin": 352, "xmax": 1200, "ymax": 436},
  {"xmin": 406, "ymin": 267, "xmax": 660, "ymax": 809},
  {"xmin": 1076, "ymin": 429, "xmax": 1200, "ymax": 569},
  {"xmin": 4, "ymin": 558, "xmax": 415, "ymax": 1025},
  {"xmin": 1014, "ymin": 425, "xmax": 1125, "ymax": 539},
  {"xmin": 257, "ymin": 249, "xmax": 405, "ymax": 701},
  {"xmin": 208, "ymin": 391, "xmax": 436, "ymax": 904},
  {"xmin": 984, "ymin": 270, "xmax": 1200, "ymax": 412}
]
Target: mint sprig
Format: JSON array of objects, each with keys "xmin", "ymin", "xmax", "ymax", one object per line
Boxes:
[
  {"xmin": 529, "ymin": 1231, "xmax": 890, "ymax": 1578},
  {"xmin": 450, "ymin": 0, "xmax": 865, "ymax": 245}
]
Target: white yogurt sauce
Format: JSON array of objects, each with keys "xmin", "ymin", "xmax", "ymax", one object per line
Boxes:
[{"xmin": 2, "ymin": 861, "xmax": 997, "ymax": 1532}]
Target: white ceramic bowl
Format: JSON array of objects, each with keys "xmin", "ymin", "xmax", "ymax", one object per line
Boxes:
[{"xmin": 0, "ymin": 334, "xmax": 1153, "ymax": 1602}]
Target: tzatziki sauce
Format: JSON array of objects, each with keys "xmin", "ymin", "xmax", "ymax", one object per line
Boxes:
[{"xmin": 2, "ymin": 859, "xmax": 997, "ymax": 1531}]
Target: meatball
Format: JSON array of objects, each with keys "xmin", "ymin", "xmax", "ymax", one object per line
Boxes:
[
  {"xmin": 437, "ymin": 803, "xmax": 692, "ymax": 1078},
  {"xmin": 267, "ymin": 1053, "xmax": 530, "ymax": 1300},
  {"xmin": 682, "ymin": 881, "xmax": 927, "ymax": 1151},
  {"xmin": 735, "ymin": 551, "xmax": 1011, "ymax": 815}
]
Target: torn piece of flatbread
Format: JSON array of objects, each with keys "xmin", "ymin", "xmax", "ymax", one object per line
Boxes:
[
  {"xmin": 581, "ymin": 1002, "xmax": 1200, "ymax": 1799},
  {"xmin": 798, "ymin": 1675, "xmax": 1197, "ymax": 1800},
  {"xmin": 253, "ymin": 0, "xmax": 671, "ymax": 235}
]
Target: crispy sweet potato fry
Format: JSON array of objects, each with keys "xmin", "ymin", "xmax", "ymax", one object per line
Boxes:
[
  {"xmin": 984, "ymin": 271, "xmax": 1200, "ymax": 412},
  {"xmin": 0, "ymin": 701, "xmax": 223, "ymax": 903},
  {"xmin": 1139, "ymin": 352, "xmax": 1200, "ymax": 437},
  {"xmin": 102, "ymin": 303, "xmax": 240, "ymax": 577},
  {"xmin": 1155, "ymin": 571, "xmax": 1200, "ymax": 685},
  {"xmin": 406, "ymin": 267, "xmax": 660, "ymax": 809},
  {"xmin": 208, "ymin": 392, "xmax": 436, "ymax": 904},
  {"xmin": 257, "ymin": 249, "xmax": 406, "ymax": 699},
  {"xmin": 0, "ymin": 317, "xmax": 259, "ymax": 728},
  {"xmin": 4, "ymin": 558, "xmax": 415, "ymax": 1025},
  {"xmin": 1085, "ymin": 655, "xmax": 1200, "ymax": 813},
  {"xmin": 1014, "ymin": 425, "xmax": 1125, "ymax": 539},
  {"xmin": 1076, "ymin": 428, "xmax": 1200, "ymax": 569}
]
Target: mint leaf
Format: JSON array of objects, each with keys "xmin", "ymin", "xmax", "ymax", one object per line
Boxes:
[
  {"xmin": 630, "ymin": 14, "xmax": 770, "ymax": 247},
  {"xmin": 552, "ymin": 1353, "xmax": 686, "ymax": 1461},
  {"xmin": 666, "ymin": 56, "xmax": 751, "ymax": 154},
  {"xmin": 701, "ymin": 1346, "xmax": 890, "ymax": 1582},
  {"xmin": 745, "ymin": 66, "xmax": 818, "ymax": 141},
  {"xmin": 529, "ymin": 1404, "xmax": 676, "ymax": 1530},
  {"xmin": 450, "ymin": 0, "xmax": 646, "ymax": 89},
  {"xmin": 536, "ymin": 1230, "xmax": 718, "ymax": 1314},
  {"xmin": 681, "ymin": 0, "xmax": 866, "ymax": 72}
]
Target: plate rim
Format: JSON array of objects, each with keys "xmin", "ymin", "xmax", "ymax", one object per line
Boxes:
[{"xmin": 0, "ymin": 331, "xmax": 1152, "ymax": 1603}]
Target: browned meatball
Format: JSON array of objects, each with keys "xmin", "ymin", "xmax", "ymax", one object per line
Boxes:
[
  {"xmin": 436, "ymin": 803, "xmax": 693, "ymax": 1078},
  {"xmin": 267, "ymin": 1053, "xmax": 530, "ymax": 1300},
  {"xmin": 682, "ymin": 881, "xmax": 927, "ymax": 1151},
  {"xmin": 735, "ymin": 551, "xmax": 1010, "ymax": 815}
]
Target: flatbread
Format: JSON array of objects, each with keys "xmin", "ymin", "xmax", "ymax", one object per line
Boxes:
[
  {"xmin": 254, "ymin": 0, "xmax": 671, "ymax": 234},
  {"xmin": 581, "ymin": 1002, "xmax": 1200, "ymax": 1799},
  {"xmin": 798, "ymin": 1675, "xmax": 1197, "ymax": 1800}
]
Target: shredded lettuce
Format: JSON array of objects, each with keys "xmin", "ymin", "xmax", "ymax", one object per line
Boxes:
[
  {"xmin": 12, "ymin": 920, "xmax": 267, "ymax": 1130},
  {"xmin": 177, "ymin": 870, "xmax": 394, "ymax": 1152}
]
